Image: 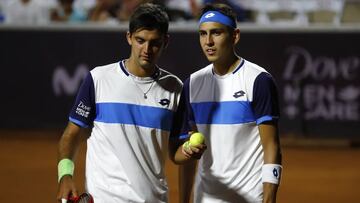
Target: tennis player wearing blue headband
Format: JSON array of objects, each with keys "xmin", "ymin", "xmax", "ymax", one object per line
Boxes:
[
  {"xmin": 199, "ymin": 10, "xmax": 237, "ymax": 29},
  {"xmin": 170, "ymin": 3, "xmax": 282, "ymax": 203}
]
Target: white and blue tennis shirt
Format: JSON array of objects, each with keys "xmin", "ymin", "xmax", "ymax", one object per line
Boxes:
[
  {"xmin": 69, "ymin": 60, "xmax": 182, "ymax": 203},
  {"xmin": 172, "ymin": 58, "xmax": 279, "ymax": 203}
]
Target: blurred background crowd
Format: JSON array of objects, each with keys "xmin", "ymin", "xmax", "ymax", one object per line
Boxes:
[
  {"xmin": 0, "ymin": 1, "xmax": 359, "ymax": 203},
  {"xmin": 0, "ymin": 0, "xmax": 359, "ymax": 26}
]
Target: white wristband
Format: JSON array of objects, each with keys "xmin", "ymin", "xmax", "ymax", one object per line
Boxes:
[{"xmin": 262, "ymin": 164, "xmax": 282, "ymax": 185}]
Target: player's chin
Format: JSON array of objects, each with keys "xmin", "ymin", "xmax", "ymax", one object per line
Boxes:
[
  {"xmin": 140, "ymin": 61, "xmax": 155, "ymax": 69},
  {"xmin": 206, "ymin": 55, "xmax": 217, "ymax": 62}
]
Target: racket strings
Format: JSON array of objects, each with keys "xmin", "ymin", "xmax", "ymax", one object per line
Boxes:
[{"xmin": 70, "ymin": 193, "xmax": 93, "ymax": 203}]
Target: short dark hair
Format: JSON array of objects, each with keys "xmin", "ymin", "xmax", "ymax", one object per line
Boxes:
[
  {"xmin": 200, "ymin": 3, "xmax": 237, "ymax": 28},
  {"xmin": 129, "ymin": 3, "xmax": 169, "ymax": 36}
]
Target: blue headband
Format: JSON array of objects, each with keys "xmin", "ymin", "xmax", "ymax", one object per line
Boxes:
[{"xmin": 199, "ymin": 11, "xmax": 236, "ymax": 28}]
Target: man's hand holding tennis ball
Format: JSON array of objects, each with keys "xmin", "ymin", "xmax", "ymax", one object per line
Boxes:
[{"xmin": 182, "ymin": 132, "xmax": 207, "ymax": 159}]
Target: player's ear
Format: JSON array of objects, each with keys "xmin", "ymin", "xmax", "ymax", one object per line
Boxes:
[
  {"xmin": 233, "ymin": 28, "xmax": 240, "ymax": 45},
  {"xmin": 126, "ymin": 31, "xmax": 132, "ymax": 46}
]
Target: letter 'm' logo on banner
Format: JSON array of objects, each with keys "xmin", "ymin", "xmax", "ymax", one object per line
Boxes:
[{"xmin": 52, "ymin": 64, "xmax": 89, "ymax": 96}]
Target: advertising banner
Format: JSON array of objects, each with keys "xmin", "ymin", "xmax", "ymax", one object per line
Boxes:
[{"xmin": 0, "ymin": 28, "xmax": 359, "ymax": 138}]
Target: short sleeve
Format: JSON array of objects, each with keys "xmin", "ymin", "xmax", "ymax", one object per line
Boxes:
[
  {"xmin": 251, "ymin": 72, "xmax": 280, "ymax": 125},
  {"xmin": 69, "ymin": 72, "xmax": 96, "ymax": 128},
  {"xmin": 170, "ymin": 78, "xmax": 194, "ymax": 140}
]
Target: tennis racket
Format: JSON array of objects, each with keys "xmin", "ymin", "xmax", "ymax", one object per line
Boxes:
[{"xmin": 68, "ymin": 192, "xmax": 94, "ymax": 203}]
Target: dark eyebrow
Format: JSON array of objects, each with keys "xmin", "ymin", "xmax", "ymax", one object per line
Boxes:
[
  {"xmin": 135, "ymin": 36, "xmax": 144, "ymax": 40},
  {"xmin": 135, "ymin": 35, "xmax": 163, "ymax": 42},
  {"xmin": 211, "ymin": 28, "xmax": 225, "ymax": 32}
]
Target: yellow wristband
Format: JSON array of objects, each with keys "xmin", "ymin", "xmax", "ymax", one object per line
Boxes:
[{"xmin": 58, "ymin": 158, "xmax": 74, "ymax": 183}]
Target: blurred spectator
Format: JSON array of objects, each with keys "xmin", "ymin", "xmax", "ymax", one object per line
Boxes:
[
  {"xmin": 118, "ymin": 0, "xmax": 143, "ymax": 21},
  {"xmin": 165, "ymin": 0, "xmax": 202, "ymax": 21},
  {"xmin": 73, "ymin": 0, "xmax": 96, "ymax": 14},
  {"xmin": 0, "ymin": 1, "xmax": 5, "ymax": 22},
  {"xmin": 203, "ymin": 0, "xmax": 253, "ymax": 22},
  {"xmin": 33, "ymin": 0, "xmax": 57, "ymax": 22},
  {"xmin": 3, "ymin": 0, "xmax": 48, "ymax": 24},
  {"xmin": 50, "ymin": 0, "xmax": 87, "ymax": 22},
  {"xmin": 342, "ymin": 0, "xmax": 360, "ymax": 23},
  {"xmin": 87, "ymin": 0, "xmax": 121, "ymax": 24}
]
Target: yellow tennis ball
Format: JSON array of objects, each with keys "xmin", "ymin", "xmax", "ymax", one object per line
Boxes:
[
  {"xmin": 182, "ymin": 141, "xmax": 190, "ymax": 151},
  {"xmin": 189, "ymin": 132, "xmax": 205, "ymax": 146}
]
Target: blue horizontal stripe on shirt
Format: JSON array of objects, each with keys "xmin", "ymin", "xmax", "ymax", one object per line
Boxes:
[
  {"xmin": 69, "ymin": 117, "xmax": 89, "ymax": 128},
  {"xmin": 191, "ymin": 101, "xmax": 255, "ymax": 124},
  {"xmin": 256, "ymin": 115, "xmax": 278, "ymax": 125},
  {"xmin": 95, "ymin": 103, "xmax": 174, "ymax": 131},
  {"xmin": 179, "ymin": 133, "xmax": 189, "ymax": 139}
]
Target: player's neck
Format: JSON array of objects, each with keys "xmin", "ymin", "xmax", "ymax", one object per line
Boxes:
[
  {"xmin": 125, "ymin": 58, "xmax": 156, "ymax": 78},
  {"xmin": 213, "ymin": 54, "xmax": 240, "ymax": 76}
]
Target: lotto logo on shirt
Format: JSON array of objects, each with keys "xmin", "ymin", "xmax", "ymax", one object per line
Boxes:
[{"xmin": 76, "ymin": 101, "xmax": 91, "ymax": 118}]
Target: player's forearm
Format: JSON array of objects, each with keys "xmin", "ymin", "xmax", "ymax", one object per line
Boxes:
[
  {"xmin": 263, "ymin": 182, "xmax": 278, "ymax": 203},
  {"xmin": 263, "ymin": 143, "xmax": 281, "ymax": 164},
  {"xmin": 258, "ymin": 123, "xmax": 282, "ymax": 164},
  {"xmin": 259, "ymin": 123, "xmax": 282, "ymax": 203},
  {"xmin": 262, "ymin": 141, "xmax": 281, "ymax": 203},
  {"xmin": 58, "ymin": 122, "xmax": 82, "ymax": 161},
  {"xmin": 179, "ymin": 162, "xmax": 197, "ymax": 203}
]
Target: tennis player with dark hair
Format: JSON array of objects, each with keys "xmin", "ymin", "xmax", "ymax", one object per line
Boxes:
[
  {"xmin": 56, "ymin": 3, "xmax": 183, "ymax": 203},
  {"xmin": 170, "ymin": 3, "xmax": 282, "ymax": 203}
]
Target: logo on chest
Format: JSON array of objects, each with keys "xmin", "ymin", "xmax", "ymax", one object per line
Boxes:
[
  {"xmin": 159, "ymin": 99, "xmax": 170, "ymax": 106},
  {"xmin": 233, "ymin": 90, "xmax": 246, "ymax": 98}
]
